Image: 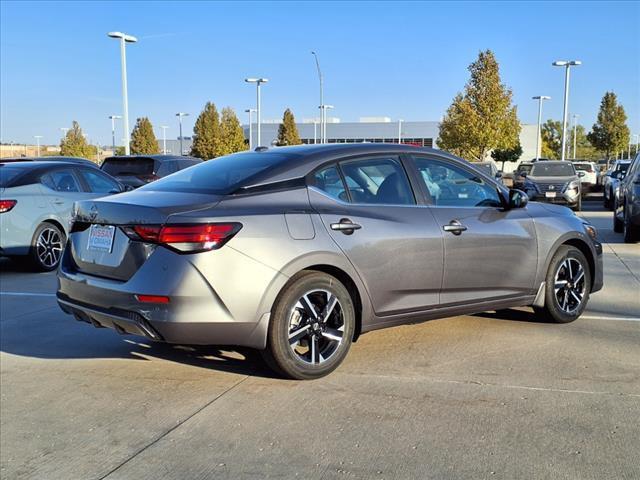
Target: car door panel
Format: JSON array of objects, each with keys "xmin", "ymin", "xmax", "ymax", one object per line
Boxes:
[
  {"xmin": 410, "ymin": 155, "xmax": 538, "ymax": 305},
  {"xmin": 308, "ymin": 156, "xmax": 444, "ymax": 317}
]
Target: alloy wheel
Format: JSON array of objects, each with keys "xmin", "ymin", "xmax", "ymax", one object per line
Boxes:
[
  {"xmin": 553, "ymin": 258, "xmax": 586, "ymax": 314},
  {"xmin": 287, "ymin": 289, "xmax": 345, "ymax": 365},
  {"xmin": 36, "ymin": 227, "xmax": 63, "ymax": 268}
]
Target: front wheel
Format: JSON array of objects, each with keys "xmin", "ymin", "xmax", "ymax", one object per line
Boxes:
[
  {"xmin": 262, "ymin": 271, "xmax": 355, "ymax": 380},
  {"xmin": 533, "ymin": 246, "xmax": 590, "ymax": 324}
]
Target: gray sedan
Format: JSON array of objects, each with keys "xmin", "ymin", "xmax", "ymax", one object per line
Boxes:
[
  {"xmin": 57, "ymin": 144, "xmax": 603, "ymax": 379},
  {"xmin": 0, "ymin": 161, "xmax": 124, "ymax": 270}
]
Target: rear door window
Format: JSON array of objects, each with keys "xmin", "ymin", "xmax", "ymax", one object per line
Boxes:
[
  {"xmin": 101, "ymin": 158, "xmax": 154, "ymax": 176},
  {"xmin": 339, "ymin": 156, "xmax": 415, "ymax": 205},
  {"xmin": 312, "ymin": 165, "xmax": 348, "ymax": 202},
  {"xmin": 78, "ymin": 168, "xmax": 122, "ymax": 193},
  {"xmin": 42, "ymin": 169, "xmax": 81, "ymax": 192}
]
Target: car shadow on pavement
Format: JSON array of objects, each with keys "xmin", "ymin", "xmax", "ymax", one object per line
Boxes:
[
  {"xmin": 472, "ymin": 308, "xmax": 548, "ymax": 323},
  {"xmin": 0, "ymin": 319, "xmax": 280, "ymax": 379}
]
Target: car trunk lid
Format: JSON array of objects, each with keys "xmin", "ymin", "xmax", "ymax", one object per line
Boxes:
[{"xmin": 68, "ymin": 190, "xmax": 222, "ymax": 281}]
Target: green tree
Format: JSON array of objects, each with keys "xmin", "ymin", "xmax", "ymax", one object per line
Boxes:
[
  {"xmin": 218, "ymin": 107, "xmax": 247, "ymax": 156},
  {"xmin": 437, "ymin": 50, "xmax": 520, "ymax": 161},
  {"xmin": 571, "ymin": 125, "xmax": 600, "ymax": 161},
  {"xmin": 541, "ymin": 119, "xmax": 562, "ymax": 159},
  {"xmin": 59, "ymin": 121, "xmax": 94, "ymax": 158},
  {"xmin": 587, "ymin": 91, "xmax": 630, "ymax": 163},
  {"xmin": 276, "ymin": 108, "xmax": 302, "ymax": 146},
  {"xmin": 114, "ymin": 146, "xmax": 126, "ymax": 156},
  {"xmin": 491, "ymin": 141, "xmax": 523, "ymax": 171},
  {"xmin": 190, "ymin": 101, "xmax": 220, "ymax": 159},
  {"xmin": 130, "ymin": 117, "xmax": 160, "ymax": 154}
]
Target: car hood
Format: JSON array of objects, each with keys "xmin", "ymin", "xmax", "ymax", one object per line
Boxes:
[
  {"xmin": 527, "ymin": 201, "xmax": 574, "ymax": 217},
  {"xmin": 527, "ymin": 175, "xmax": 577, "ymax": 183}
]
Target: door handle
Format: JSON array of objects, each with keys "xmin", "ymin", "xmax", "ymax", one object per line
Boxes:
[
  {"xmin": 330, "ymin": 218, "xmax": 362, "ymax": 235},
  {"xmin": 443, "ymin": 220, "xmax": 467, "ymax": 235}
]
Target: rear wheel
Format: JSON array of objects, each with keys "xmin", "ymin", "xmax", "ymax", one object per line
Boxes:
[
  {"xmin": 623, "ymin": 204, "xmax": 639, "ymax": 243},
  {"xmin": 30, "ymin": 223, "xmax": 65, "ymax": 272},
  {"xmin": 603, "ymin": 188, "xmax": 612, "ymax": 209},
  {"xmin": 262, "ymin": 271, "xmax": 355, "ymax": 380},
  {"xmin": 533, "ymin": 246, "xmax": 590, "ymax": 324}
]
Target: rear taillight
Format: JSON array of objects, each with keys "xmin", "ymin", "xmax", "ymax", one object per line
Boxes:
[
  {"xmin": 123, "ymin": 223, "xmax": 242, "ymax": 253},
  {"xmin": 0, "ymin": 200, "xmax": 17, "ymax": 213}
]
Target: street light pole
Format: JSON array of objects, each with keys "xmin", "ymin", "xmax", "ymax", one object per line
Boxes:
[
  {"xmin": 311, "ymin": 51, "xmax": 324, "ymax": 143},
  {"xmin": 34, "ymin": 136, "xmax": 42, "ymax": 157},
  {"xmin": 244, "ymin": 109, "xmax": 256, "ymax": 150},
  {"xmin": 572, "ymin": 114, "xmax": 579, "ymax": 159},
  {"xmin": 313, "ymin": 120, "xmax": 317, "ymax": 144},
  {"xmin": 175, "ymin": 113, "xmax": 189, "ymax": 155},
  {"xmin": 552, "ymin": 60, "xmax": 581, "ymax": 161},
  {"xmin": 245, "ymin": 78, "xmax": 268, "ymax": 147},
  {"xmin": 108, "ymin": 32, "xmax": 137, "ymax": 156},
  {"xmin": 398, "ymin": 119, "xmax": 403, "ymax": 144},
  {"xmin": 108, "ymin": 115, "xmax": 122, "ymax": 152},
  {"xmin": 532, "ymin": 96, "xmax": 551, "ymax": 161},
  {"xmin": 160, "ymin": 126, "xmax": 169, "ymax": 154}
]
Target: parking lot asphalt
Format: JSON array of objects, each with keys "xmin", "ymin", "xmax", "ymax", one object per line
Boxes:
[{"xmin": 1, "ymin": 199, "xmax": 639, "ymax": 480}]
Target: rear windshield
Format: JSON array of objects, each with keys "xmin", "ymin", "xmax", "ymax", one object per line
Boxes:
[
  {"xmin": 101, "ymin": 158, "xmax": 154, "ymax": 176},
  {"xmin": 140, "ymin": 152, "xmax": 294, "ymax": 194},
  {"xmin": 614, "ymin": 163, "xmax": 630, "ymax": 174},
  {"xmin": 517, "ymin": 164, "xmax": 533, "ymax": 174},
  {"xmin": 531, "ymin": 163, "xmax": 576, "ymax": 177},
  {"xmin": 0, "ymin": 167, "xmax": 25, "ymax": 187},
  {"xmin": 574, "ymin": 164, "xmax": 594, "ymax": 172}
]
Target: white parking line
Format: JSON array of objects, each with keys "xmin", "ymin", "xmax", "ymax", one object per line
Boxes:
[
  {"xmin": 0, "ymin": 292, "xmax": 57, "ymax": 297},
  {"xmin": 581, "ymin": 314, "xmax": 640, "ymax": 322}
]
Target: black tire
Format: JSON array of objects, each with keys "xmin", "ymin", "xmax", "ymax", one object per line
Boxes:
[
  {"xmin": 603, "ymin": 188, "xmax": 611, "ymax": 209},
  {"xmin": 623, "ymin": 204, "xmax": 639, "ymax": 243},
  {"xmin": 533, "ymin": 245, "xmax": 591, "ymax": 324},
  {"xmin": 571, "ymin": 196, "xmax": 582, "ymax": 212},
  {"xmin": 613, "ymin": 206, "xmax": 624, "ymax": 233},
  {"xmin": 262, "ymin": 271, "xmax": 355, "ymax": 380},
  {"xmin": 29, "ymin": 222, "xmax": 65, "ymax": 272}
]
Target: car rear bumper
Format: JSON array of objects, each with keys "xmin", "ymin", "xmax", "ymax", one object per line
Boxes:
[
  {"xmin": 57, "ymin": 293, "xmax": 270, "ymax": 347},
  {"xmin": 57, "ymin": 243, "xmax": 284, "ymax": 349}
]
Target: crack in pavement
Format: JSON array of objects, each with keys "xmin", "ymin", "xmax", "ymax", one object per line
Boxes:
[{"xmin": 98, "ymin": 375, "xmax": 250, "ymax": 480}]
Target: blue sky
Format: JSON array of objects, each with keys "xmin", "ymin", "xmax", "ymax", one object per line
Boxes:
[{"xmin": 1, "ymin": 0, "xmax": 639, "ymax": 145}]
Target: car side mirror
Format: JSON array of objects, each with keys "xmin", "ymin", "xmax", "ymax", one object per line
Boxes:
[
  {"xmin": 508, "ymin": 189, "xmax": 528, "ymax": 209},
  {"xmin": 577, "ymin": 171, "xmax": 586, "ymax": 178}
]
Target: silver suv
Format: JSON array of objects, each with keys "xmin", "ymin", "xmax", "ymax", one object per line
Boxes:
[{"xmin": 521, "ymin": 161, "xmax": 583, "ymax": 211}]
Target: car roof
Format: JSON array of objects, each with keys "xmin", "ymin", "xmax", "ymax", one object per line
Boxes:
[
  {"xmin": 102, "ymin": 155, "xmax": 200, "ymax": 162},
  {"xmin": 0, "ymin": 156, "xmax": 95, "ymax": 165},
  {"xmin": 0, "ymin": 160, "xmax": 95, "ymax": 170},
  {"xmin": 224, "ymin": 143, "xmax": 465, "ymax": 187},
  {"xmin": 531, "ymin": 160, "xmax": 574, "ymax": 165}
]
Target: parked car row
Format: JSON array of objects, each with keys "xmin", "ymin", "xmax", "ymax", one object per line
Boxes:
[
  {"xmin": 53, "ymin": 143, "xmax": 604, "ymax": 379},
  {"xmin": 0, "ymin": 155, "xmax": 201, "ymax": 270},
  {"xmin": 612, "ymin": 153, "xmax": 640, "ymax": 243}
]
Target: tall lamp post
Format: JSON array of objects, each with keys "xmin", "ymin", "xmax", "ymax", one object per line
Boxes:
[
  {"xmin": 398, "ymin": 119, "xmax": 403, "ymax": 144},
  {"xmin": 311, "ymin": 51, "xmax": 324, "ymax": 143},
  {"xmin": 244, "ymin": 108, "xmax": 256, "ymax": 150},
  {"xmin": 245, "ymin": 78, "xmax": 268, "ymax": 147},
  {"xmin": 572, "ymin": 114, "xmax": 580, "ymax": 159},
  {"xmin": 532, "ymin": 96, "xmax": 551, "ymax": 161},
  {"xmin": 107, "ymin": 31, "xmax": 137, "ymax": 155},
  {"xmin": 552, "ymin": 60, "xmax": 581, "ymax": 161},
  {"xmin": 160, "ymin": 125, "xmax": 169, "ymax": 154},
  {"xmin": 34, "ymin": 135, "xmax": 42, "ymax": 157},
  {"xmin": 175, "ymin": 112, "xmax": 189, "ymax": 155},
  {"xmin": 108, "ymin": 115, "xmax": 122, "ymax": 152}
]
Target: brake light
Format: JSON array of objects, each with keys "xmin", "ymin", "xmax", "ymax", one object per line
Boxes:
[
  {"xmin": 0, "ymin": 200, "xmax": 17, "ymax": 213},
  {"xmin": 135, "ymin": 294, "xmax": 170, "ymax": 304},
  {"xmin": 124, "ymin": 223, "xmax": 241, "ymax": 253}
]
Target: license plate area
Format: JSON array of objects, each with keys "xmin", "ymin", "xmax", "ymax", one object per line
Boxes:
[
  {"xmin": 88, "ymin": 225, "xmax": 116, "ymax": 253},
  {"xmin": 545, "ymin": 191, "xmax": 557, "ymax": 198}
]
